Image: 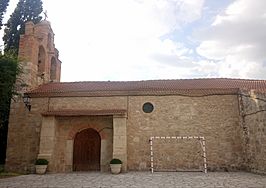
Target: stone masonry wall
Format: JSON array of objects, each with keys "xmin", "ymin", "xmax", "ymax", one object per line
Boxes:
[
  {"xmin": 5, "ymin": 97, "xmax": 48, "ymax": 173},
  {"xmin": 48, "ymin": 96, "xmax": 128, "ymax": 111},
  {"xmin": 240, "ymin": 91, "xmax": 266, "ymax": 174},
  {"xmin": 127, "ymin": 95, "xmax": 243, "ymax": 171},
  {"xmin": 6, "ymin": 94, "xmax": 245, "ymax": 173},
  {"xmin": 6, "ymin": 96, "xmax": 126, "ymax": 173}
]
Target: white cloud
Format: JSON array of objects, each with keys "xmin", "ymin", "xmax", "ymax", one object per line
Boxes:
[
  {"xmin": 5, "ymin": 0, "xmax": 243, "ymax": 81},
  {"xmin": 196, "ymin": 0, "xmax": 266, "ymax": 79},
  {"xmin": 0, "ymin": 0, "xmax": 206, "ymax": 81},
  {"xmin": 191, "ymin": 60, "xmax": 219, "ymax": 77},
  {"xmin": 3, "ymin": 0, "xmax": 266, "ymax": 81},
  {"xmin": 32, "ymin": 0, "xmax": 204, "ymax": 81},
  {"xmin": 41, "ymin": 0, "xmax": 205, "ymax": 81}
]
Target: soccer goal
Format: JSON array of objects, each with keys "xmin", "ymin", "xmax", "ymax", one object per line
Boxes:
[{"xmin": 149, "ymin": 136, "xmax": 207, "ymax": 173}]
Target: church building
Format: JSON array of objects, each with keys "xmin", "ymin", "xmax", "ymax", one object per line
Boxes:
[{"xmin": 5, "ymin": 21, "xmax": 266, "ymax": 174}]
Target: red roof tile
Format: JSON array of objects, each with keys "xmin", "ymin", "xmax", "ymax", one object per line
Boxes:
[{"xmin": 27, "ymin": 78, "xmax": 266, "ymax": 97}]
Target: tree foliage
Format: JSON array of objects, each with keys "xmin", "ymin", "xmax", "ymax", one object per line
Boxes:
[
  {"xmin": 3, "ymin": 0, "xmax": 43, "ymax": 55},
  {"xmin": 0, "ymin": 0, "xmax": 9, "ymax": 30},
  {"xmin": 0, "ymin": 54, "xmax": 21, "ymax": 164}
]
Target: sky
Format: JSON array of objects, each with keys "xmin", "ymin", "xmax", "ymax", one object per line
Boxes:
[{"xmin": 1, "ymin": 0, "xmax": 266, "ymax": 81}]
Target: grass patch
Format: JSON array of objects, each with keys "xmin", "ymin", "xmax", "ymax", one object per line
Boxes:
[
  {"xmin": 0, "ymin": 165, "xmax": 22, "ymax": 179},
  {"xmin": 0, "ymin": 172, "xmax": 22, "ymax": 179}
]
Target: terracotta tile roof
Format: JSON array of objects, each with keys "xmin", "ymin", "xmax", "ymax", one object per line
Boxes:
[
  {"xmin": 42, "ymin": 109, "xmax": 127, "ymax": 116},
  {"xmin": 27, "ymin": 78, "xmax": 266, "ymax": 97}
]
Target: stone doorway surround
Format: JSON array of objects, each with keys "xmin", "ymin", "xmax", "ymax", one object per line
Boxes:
[{"xmin": 38, "ymin": 109, "xmax": 127, "ymax": 172}]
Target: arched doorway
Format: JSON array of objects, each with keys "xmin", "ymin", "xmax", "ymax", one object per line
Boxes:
[{"xmin": 73, "ymin": 128, "xmax": 101, "ymax": 171}]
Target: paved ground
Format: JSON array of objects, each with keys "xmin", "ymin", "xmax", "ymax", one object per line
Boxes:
[{"xmin": 0, "ymin": 172, "xmax": 265, "ymax": 188}]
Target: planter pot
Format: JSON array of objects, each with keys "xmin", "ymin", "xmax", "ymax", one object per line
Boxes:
[
  {"xmin": 110, "ymin": 164, "xmax": 122, "ymax": 174},
  {"xmin": 35, "ymin": 165, "xmax": 47, "ymax": 174}
]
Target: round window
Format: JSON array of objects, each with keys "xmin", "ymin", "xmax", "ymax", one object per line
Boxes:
[{"xmin": 142, "ymin": 102, "xmax": 154, "ymax": 113}]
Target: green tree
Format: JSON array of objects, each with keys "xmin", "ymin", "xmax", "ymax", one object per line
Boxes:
[
  {"xmin": 0, "ymin": 0, "xmax": 9, "ymax": 30},
  {"xmin": 0, "ymin": 54, "xmax": 21, "ymax": 164},
  {"xmin": 3, "ymin": 0, "xmax": 43, "ymax": 55}
]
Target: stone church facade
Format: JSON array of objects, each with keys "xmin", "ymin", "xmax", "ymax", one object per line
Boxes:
[{"xmin": 5, "ymin": 21, "xmax": 266, "ymax": 174}]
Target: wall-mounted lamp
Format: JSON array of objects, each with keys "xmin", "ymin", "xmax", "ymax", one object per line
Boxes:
[{"xmin": 22, "ymin": 94, "xmax": 31, "ymax": 111}]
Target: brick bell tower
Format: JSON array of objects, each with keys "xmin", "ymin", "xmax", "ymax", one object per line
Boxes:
[
  {"xmin": 18, "ymin": 20, "xmax": 61, "ymax": 90},
  {"xmin": 5, "ymin": 20, "xmax": 61, "ymax": 173}
]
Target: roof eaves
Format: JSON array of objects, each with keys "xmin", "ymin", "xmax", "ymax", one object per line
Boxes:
[{"xmin": 28, "ymin": 88, "xmax": 241, "ymax": 98}]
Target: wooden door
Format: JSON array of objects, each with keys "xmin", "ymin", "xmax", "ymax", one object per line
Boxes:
[{"xmin": 73, "ymin": 128, "xmax": 101, "ymax": 171}]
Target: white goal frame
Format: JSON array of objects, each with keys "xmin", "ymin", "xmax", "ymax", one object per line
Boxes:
[{"xmin": 149, "ymin": 136, "xmax": 207, "ymax": 173}]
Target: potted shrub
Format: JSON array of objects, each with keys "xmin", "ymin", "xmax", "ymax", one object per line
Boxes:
[
  {"xmin": 110, "ymin": 158, "xmax": 122, "ymax": 174},
  {"xmin": 35, "ymin": 159, "xmax": 49, "ymax": 174}
]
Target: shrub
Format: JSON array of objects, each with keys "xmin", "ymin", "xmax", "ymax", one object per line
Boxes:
[
  {"xmin": 110, "ymin": 158, "xmax": 122, "ymax": 164},
  {"xmin": 35, "ymin": 159, "xmax": 48, "ymax": 165}
]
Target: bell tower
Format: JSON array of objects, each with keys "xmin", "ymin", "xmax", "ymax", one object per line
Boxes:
[
  {"xmin": 5, "ymin": 20, "xmax": 62, "ymax": 173},
  {"xmin": 18, "ymin": 20, "xmax": 61, "ymax": 90}
]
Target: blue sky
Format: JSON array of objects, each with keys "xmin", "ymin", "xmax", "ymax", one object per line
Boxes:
[{"xmin": 1, "ymin": 0, "xmax": 266, "ymax": 81}]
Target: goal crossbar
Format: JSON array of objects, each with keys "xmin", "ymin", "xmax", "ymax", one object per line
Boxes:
[{"xmin": 149, "ymin": 136, "xmax": 207, "ymax": 173}]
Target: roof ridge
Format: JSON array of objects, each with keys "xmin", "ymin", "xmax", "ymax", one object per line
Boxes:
[{"xmin": 49, "ymin": 78, "xmax": 266, "ymax": 84}]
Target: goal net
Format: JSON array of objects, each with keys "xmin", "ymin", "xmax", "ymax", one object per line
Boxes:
[{"xmin": 149, "ymin": 136, "xmax": 207, "ymax": 173}]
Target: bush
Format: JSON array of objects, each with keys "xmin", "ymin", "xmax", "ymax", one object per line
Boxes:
[
  {"xmin": 0, "ymin": 54, "xmax": 21, "ymax": 165},
  {"xmin": 110, "ymin": 158, "xmax": 122, "ymax": 164},
  {"xmin": 35, "ymin": 159, "xmax": 48, "ymax": 165}
]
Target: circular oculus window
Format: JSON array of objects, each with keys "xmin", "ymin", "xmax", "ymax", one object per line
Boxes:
[{"xmin": 142, "ymin": 102, "xmax": 154, "ymax": 113}]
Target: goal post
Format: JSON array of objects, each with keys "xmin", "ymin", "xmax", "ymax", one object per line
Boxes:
[{"xmin": 149, "ymin": 136, "xmax": 207, "ymax": 173}]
